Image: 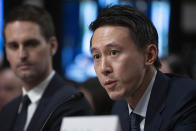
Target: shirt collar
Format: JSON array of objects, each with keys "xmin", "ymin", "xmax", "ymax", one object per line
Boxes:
[
  {"xmin": 128, "ymin": 70, "xmax": 157, "ymax": 118},
  {"xmin": 22, "ymin": 71, "xmax": 55, "ymax": 103}
]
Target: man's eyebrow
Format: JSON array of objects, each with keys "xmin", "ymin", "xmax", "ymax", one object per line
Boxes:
[
  {"xmin": 24, "ymin": 38, "xmax": 40, "ymax": 43},
  {"xmin": 90, "ymin": 47, "xmax": 97, "ymax": 54},
  {"xmin": 5, "ymin": 41, "xmax": 17, "ymax": 46},
  {"xmin": 105, "ymin": 43, "xmax": 120, "ymax": 48},
  {"xmin": 90, "ymin": 42, "xmax": 121, "ymax": 53}
]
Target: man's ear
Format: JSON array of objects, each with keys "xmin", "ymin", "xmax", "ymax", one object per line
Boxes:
[
  {"xmin": 144, "ymin": 44, "xmax": 158, "ymax": 66},
  {"xmin": 48, "ymin": 36, "xmax": 58, "ymax": 56}
]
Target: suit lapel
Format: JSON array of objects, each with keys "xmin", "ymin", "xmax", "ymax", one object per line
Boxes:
[
  {"xmin": 121, "ymin": 101, "xmax": 131, "ymax": 131},
  {"xmin": 144, "ymin": 71, "xmax": 170, "ymax": 131},
  {"xmin": 27, "ymin": 73, "xmax": 78, "ymax": 131},
  {"xmin": 26, "ymin": 73, "xmax": 66, "ymax": 131},
  {"xmin": 112, "ymin": 100, "xmax": 131, "ymax": 131},
  {"xmin": 0, "ymin": 96, "xmax": 21, "ymax": 131}
]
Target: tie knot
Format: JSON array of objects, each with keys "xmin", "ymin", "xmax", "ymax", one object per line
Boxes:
[
  {"xmin": 22, "ymin": 95, "xmax": 31, "ymax": 107},
  {"xmin": 130, "ymin": 112, "xmax": 143, "ymax": 130}
]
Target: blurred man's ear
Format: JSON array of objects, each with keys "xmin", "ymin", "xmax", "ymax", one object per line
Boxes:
[
  {"xmin": 144, "ymin": 44, "xmax": 158, "ymax": 66},
  {"xmin": 48, "ymin": 36, "xmax": 58, "ymax": 56}
]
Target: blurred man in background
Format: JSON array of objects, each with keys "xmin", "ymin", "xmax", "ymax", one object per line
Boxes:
[
  {"xmin": 160, "ymin": 54, "xmax": 188, "ymax": 76},
  {"xmin": 0, "ymin": 67, "xmax": 22, "ymax": 110},
  {"xmin": 0, "ymin": 4, "xmax": 92, "ymax": 131}
]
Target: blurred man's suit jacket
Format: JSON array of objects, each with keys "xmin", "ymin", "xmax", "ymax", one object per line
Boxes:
[{"xmin": 0, "ymin": 73, "xmax": 92, "ymax": 131}]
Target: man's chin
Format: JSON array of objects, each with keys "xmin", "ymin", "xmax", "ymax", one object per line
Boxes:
[
  {"xmin": 17, "ymin": 72, "xmax": 34, "ymax": 81},
  {"xmin": 108, "ymin": 92, "xmax": 123, "ymax": 100}
]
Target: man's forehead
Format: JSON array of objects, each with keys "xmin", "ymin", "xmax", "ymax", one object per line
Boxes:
[
  {"xmin": 5, "ymin": 21, "xmax": 41, "ymax": 34},
  {"xmin": 91, "ymin": 42, "xmax": 121, "ymax": 53}
]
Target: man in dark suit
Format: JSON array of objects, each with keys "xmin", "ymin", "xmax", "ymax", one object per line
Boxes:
[
  {"xmin": 0, "ymin": 4, "xmax": 92, "ymax": 131},
  {"xmin": 89, "ymin": 5, "xmax": 196, "ymax": 131}
]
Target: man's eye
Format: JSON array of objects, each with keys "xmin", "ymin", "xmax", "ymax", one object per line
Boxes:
[
  {"xmin": 25, "ymin": 40, "xmax": 39, "ymax": 47},
  {"xmin": 110, "ymin": 50, "xmax": 118, "ymax": 55},
  {"xmin": 6, "ymin": 43, "xmax": 19, "ymax": 50},
  {"xmin": 93, "ymin": 54, "xmax": 100, "ymax": 59}
]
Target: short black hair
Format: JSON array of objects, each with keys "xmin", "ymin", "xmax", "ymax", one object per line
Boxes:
[
  {"xmin": 89, "ymin": 5, "xmax": 161, "ymax": 69},
  {"xmin": 3, "ymin": 4, "xmax": 55, "ymax": 41}
]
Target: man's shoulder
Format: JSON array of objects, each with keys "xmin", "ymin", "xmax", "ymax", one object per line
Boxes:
[
  {"xmin": 46, "ymin": 72, "xmax": 79, "ymax": 96},
  {"xmin": 0, "ymin": 96, "xmax": 21, "ymax": 129},
  {"xmin": 165, "ymin": 73, "xmax": 196, "ymax": 95},
  {"xmin": 28, "ymin": 73, "xmax": 92, "ymax": 131},
  {"xmin": 155, "ymin": 73, "xmax": 196, "ymax": 123},
  {"xmin": 43, "ymin": 72, "xmax": 82, "ymax": 107},
  {"xmin": 156, "ymin": 72, "xmax": 196, "ymax": 94},
  {"xmin": 156, "ymin": 72, "xmax": 196, "ymax": 107},
  {"xmin": 0, "ymin": 96, "xmax": 21, "ymax": 113},
  {"xmin": 39, "ymin": 84, "xmax": 92, "ymax": 130},
  {"xmin": 154, "ymin": 73, "xmax": 196, "ymax": 130}
]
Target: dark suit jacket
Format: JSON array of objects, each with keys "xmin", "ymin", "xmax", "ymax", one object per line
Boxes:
[
  {"xmin": 0, "ymin": 73, "xmax": 92, "ymax": 131},
  {"xmin": 112, "ymin": 71, "xmax": 196, "ymax": 131}
]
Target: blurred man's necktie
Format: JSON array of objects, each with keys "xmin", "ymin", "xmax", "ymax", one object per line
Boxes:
[{"xmin": 13, "ymin": 95, "xmax": 31, "ymax": 131}]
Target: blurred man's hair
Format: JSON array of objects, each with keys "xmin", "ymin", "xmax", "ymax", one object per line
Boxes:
[{"xmin": 3, "ymin": 4, "xmax": 55, "ymax": 41}]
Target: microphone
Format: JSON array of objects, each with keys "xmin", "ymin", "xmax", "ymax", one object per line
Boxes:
[
  {"xmin": 67, "ymin": 92, "xmax": 84, "ymax": 102},
  {"xmin": 40, "ymin": 92, "xmax": 84, "ymax": 131}
]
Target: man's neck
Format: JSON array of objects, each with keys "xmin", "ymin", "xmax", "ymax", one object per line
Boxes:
[
  {"xmin": 22, "ymin": 71, "xmax": 52, "ymax": 91},
  {"xmin": 126, "ymin": 66, "xmax": 156, "ymax": 109}
]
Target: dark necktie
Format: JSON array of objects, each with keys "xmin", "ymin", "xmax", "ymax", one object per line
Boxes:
[
  {"xmin": 130, "ymin": 112, "xmax": 143, "ymax": 131},
  {"xmin": 13, "ymin": 95, "xmax": 31, "ymax": 131}
]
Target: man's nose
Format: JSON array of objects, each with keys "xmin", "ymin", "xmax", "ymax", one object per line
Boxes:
[
  {"xmin": 101, "ymin": 57, "xmax": 112, "ymax": 76},
  {"xmin": 19, "ymin": 47, "xmax": 28, "ymax": 60}
]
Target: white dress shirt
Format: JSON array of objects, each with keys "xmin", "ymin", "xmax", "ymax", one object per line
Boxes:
[
  {"xmin": 128, "ymin": 71, "xmax": 157, "ymax": 131},
  {"xmin": 21, "ymin": 71, "xmax": 55, "ymax": 131}
]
